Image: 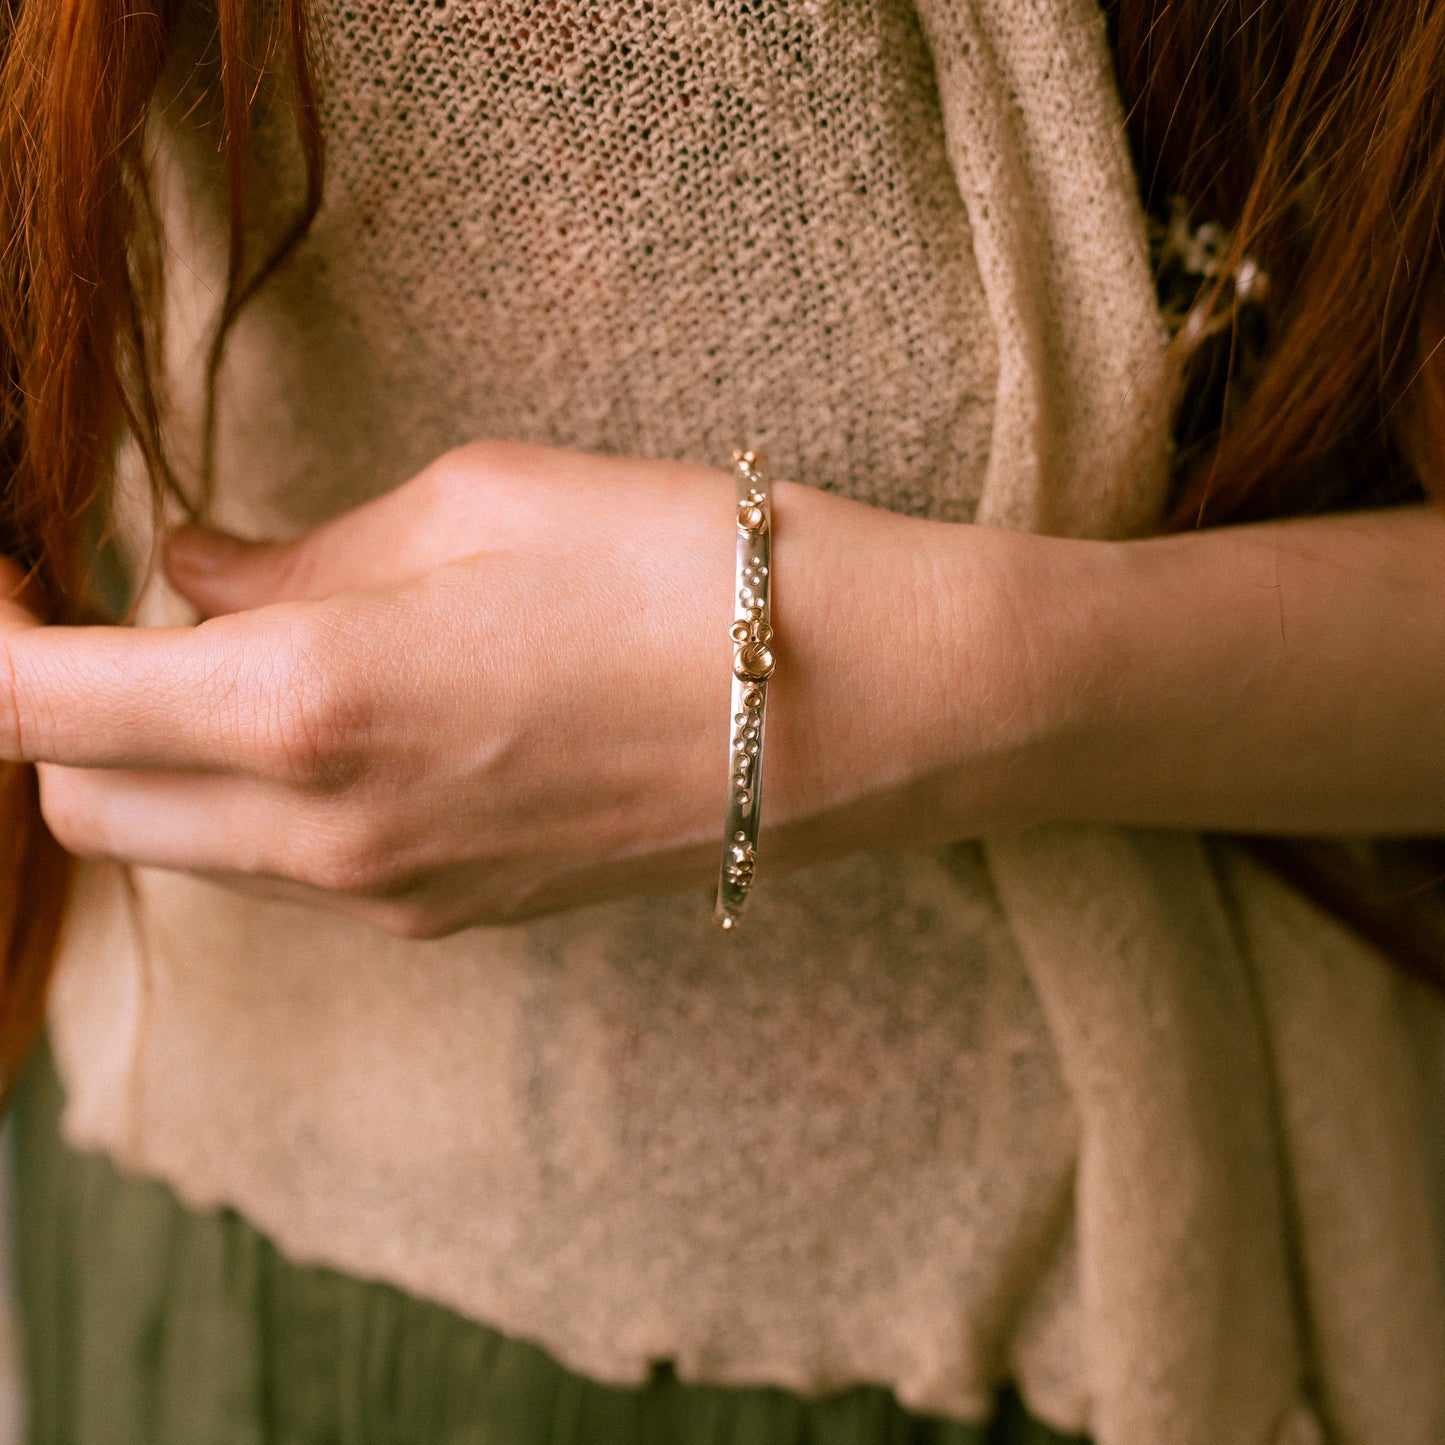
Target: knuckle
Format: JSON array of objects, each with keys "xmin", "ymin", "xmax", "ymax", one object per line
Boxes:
[
  {"xmin": 268, "ymin": 690, "xmax": 341, "ymax": 787},
  {"xmin": 412, "ymin": 439, "xmax": 553, "ymax": 546},
  {"xmin": 297, "ymin": 833, "xmax": 383, "ymax": 896},
  {"xmin": 418, "ymin": 449, "xmax": 480, "ymax": 505},
  {"xmin": 247, "ymin": 621, "xmax": 371, "ymax": 788},
  {"xmin": 422, "ymin": 439, "xmax": 527, "ymax": 500},
  {"xmin": 292, "ymin": 812, "xmax": 404, "ymax": 897}
]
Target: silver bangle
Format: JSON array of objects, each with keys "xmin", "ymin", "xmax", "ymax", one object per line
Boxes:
[{"xmin": 714, "ymin": 450, "xmax": 776, "ymax": 930}]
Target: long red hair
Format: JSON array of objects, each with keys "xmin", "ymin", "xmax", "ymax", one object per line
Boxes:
[
  {"xmin": 2, "ymin": 0, "xmax": 1444, "ymax": 1093},
  {"xmin": 0, "ymin": 0, "xmax": 322, "ymax": 1091}
]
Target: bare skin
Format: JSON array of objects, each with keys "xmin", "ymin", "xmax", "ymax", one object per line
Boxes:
[{"xmin": 1, "ymin": 438, "xmax": 1442, "ymax": 938}]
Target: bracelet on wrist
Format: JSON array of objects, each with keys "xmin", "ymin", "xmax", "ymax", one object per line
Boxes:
[{"xmin": 713, "ymin": 449, "xmax": 776, "ymax": 930}]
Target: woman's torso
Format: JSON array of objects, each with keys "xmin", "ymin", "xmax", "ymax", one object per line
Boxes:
[{"xmin": 51, "ymin": 0, "xmax": 1090, "ymax": 1423}]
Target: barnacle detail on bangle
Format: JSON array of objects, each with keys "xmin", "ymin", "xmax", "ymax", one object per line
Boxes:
[
  {"xmin": 732, "ymin": 617, "xmax": 774, "ymax": 682},
  {"xmin": 725, "ymin": 833, "xmax": 757, "ymax": 890},
  {"xmin": 728, "ymin": 683, "xmax": 765, "ymax": 808},
  {"xmin": 714, "ymin": 451, "xmax": 775, "ymax": 931}
]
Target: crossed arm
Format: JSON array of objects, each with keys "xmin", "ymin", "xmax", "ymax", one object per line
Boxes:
[{"xmin": 2, "ymin": 438, "xmax": 1442, "ymax": 937}]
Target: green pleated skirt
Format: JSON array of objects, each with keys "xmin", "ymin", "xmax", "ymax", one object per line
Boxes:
[{"xmin": 10, "ymin": 1051, "xmax": 1089, "ymax": 1445}]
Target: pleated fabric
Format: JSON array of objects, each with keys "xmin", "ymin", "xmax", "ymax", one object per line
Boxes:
[{"xmin": 12, "ymin": 1052, "xmax": 1088, "ymax": 1445}]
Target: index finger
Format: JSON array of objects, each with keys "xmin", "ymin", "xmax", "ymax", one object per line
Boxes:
[{"xmin": 0, "ymin": 609, "xmax": 322, "ymax": 774}]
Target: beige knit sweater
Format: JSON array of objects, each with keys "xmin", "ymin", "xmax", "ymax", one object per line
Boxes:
[{"xmin": 47, "ymin": 3, "xmax": 1445, "ymax": 1442}]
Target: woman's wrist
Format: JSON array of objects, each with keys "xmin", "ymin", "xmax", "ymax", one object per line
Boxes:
[{"xmin": 756, "ymin": 484, "xmax": 1069, "ymax": 870}]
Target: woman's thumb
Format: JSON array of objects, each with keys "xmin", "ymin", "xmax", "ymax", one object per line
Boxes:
[{"xmin": 164, "ymin": 526, "xmax": 316, "ymax": 615}]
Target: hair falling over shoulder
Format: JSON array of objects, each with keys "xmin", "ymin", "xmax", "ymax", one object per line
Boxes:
[
  {"xmin": 1, "ymin": 0, "xmax": 1444, "ymax": 1093},
  {"xmin": 0, "ymin": 0, "xmax": 323, "ymax": 1095}
]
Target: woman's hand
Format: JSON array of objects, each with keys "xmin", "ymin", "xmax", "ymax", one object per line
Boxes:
[
  {"xmin": 1, "ymin": 442, "xmax": 1027, "ymax": 936},
  {"xmin": 10, "ymin": 438, "xmax": 1442, "ymax": 938}
]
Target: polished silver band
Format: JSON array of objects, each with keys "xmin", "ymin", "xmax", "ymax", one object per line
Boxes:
[{"xmin": 713, "ymin": 450, "xmax": 776, "ymax": 930}]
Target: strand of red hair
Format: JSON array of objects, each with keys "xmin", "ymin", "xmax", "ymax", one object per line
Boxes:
[
  {"xmin": 1113, "ymin": 0, "xmax": 1445, "ymax": 984},
  {"xmin": 0, "ymin": 0, "xmax": 322, "ymax": 1098}
]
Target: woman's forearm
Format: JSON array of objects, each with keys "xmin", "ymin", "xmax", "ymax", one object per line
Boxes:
[
  {"xmin": 9, "ymin": 454, "xmax": 1445, "ymax": 933},
  {"xmin": 926, "ymin": 502, "xmax": 1445, "ymax": 837}
]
